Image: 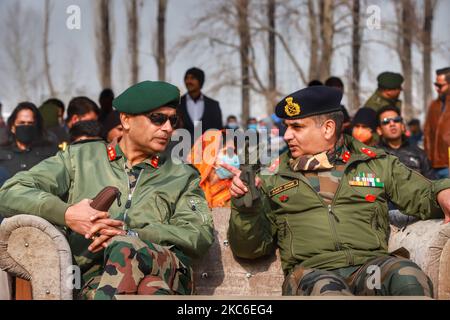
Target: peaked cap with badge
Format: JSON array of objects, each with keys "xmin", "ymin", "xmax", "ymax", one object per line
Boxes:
[
  {"xmin": 275, "ymin": 86, "xmax": 343, "ymax": 120},
  {"xmin": 113, "ymin": 81, "xmax": 180, "ymax": 114}
]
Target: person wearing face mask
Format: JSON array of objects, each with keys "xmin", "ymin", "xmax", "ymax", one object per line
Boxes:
[
  {"xmin": 188, "ymin": 130, "xmax": 238, "ymax": 207},
  {"xmin": 225, "ymin": 115, "xmax": 240, "ymax": 130},
  {"xmin": 0, "ymin": 102, "xmax": 58, "ymax": 186},
  {"xmin": 351, "ymin": 107, "xmax": 378, "ymax": 146}
]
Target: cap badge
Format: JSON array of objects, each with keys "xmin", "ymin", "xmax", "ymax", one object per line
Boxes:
[{"xmin": 284, "ymin": 97, "xmax": 301, "ymax": 117}]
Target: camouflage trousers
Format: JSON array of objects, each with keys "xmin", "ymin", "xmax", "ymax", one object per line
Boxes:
[
  {"xmin": 78, "ymin": 236, "xmax": 193, "ymax": 300},
  {"xmin": 282, "ymin": 255, "xmax": 433, "ymax": 297}
]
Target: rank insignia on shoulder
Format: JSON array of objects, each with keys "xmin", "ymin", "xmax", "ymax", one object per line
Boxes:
[
  {"xmin": 107, "ymin": 145, "xmax": 117, "ymax": 161},
  {"xmin": 268, "ymin": 157, "xmax": 280, "ymax": 173},
  {"xmin": 361, "ymin": 147, "xmax": 376, "ymax": 158},
  {"xmin": 150, "ymin": 155, "xmax": 159, "ymax": 168},
  {"xmin": 348, "ymin": 172, "xmax": 384, "ymax": 188},
  {"xmin": 341, "ymin": 151, "xmax": 351, "ymax": 163}
]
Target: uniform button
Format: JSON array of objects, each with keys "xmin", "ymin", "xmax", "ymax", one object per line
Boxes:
[{"xmin": 20, "ymin": 164, "xmax": 27, "ymax": 169}]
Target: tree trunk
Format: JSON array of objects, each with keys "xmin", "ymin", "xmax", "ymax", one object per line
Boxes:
[
  {"xmin": 319, "ymin": 0, "xmax": 334, "ymax": 81},
  {"xmin": 351, "ymin": 0, "xmax": 361, "ymax": 112},
  {"xmin": 399, "ymin": 0, "xmax": 414, "ymax": 120},
  {"xmin": 157, "ymin": 0, "xmax": 167, "ymax": 81},
  {"xmin": 237, "ymin": 0, "xmax": 251, "ymax": 125},
  {"xmin": 43, "ymin": 0, "xmax": 55, "ymax": 97},
  {"xmin": 267, "ymin": 0, "xmax": 277, "ymax": 114},
  {"xmin": 422, "ymin": 0, "xmax": 435, "ymax": 113},
  {"xmin": 307, "ymin": 0, "xmax": 319, "ymax": 82},
  {"xmin": 128, "ymin": 0, "xmax": 139, "ymax": 85},
  {"xmin": 96, "ymin": 0, "xmax": 112, "ymax": 89}
]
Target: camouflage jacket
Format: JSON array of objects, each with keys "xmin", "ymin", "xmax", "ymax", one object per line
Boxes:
[
  {"xmin": 228, "ymin": 136, "xmax": 450, "ymax": 274},
  {"xmin": 0, "ymin": 140, "xmax": 214, "ymax": 271},
  {"xmin": 363, "ymin": 90, "xmax": 402, "ymax": 113}
]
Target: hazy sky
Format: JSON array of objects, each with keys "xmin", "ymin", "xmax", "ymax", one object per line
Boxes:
[{"xmin": 0, "ymin": 0, "xmax": 449, "ymax": 122}]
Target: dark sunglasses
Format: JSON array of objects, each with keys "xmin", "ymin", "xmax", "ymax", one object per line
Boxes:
[
  {"xmin": 434, "ymin": 82, "xmax": 446, "ymax": 89},
  {"xmin": 145, "ymin": 113, "xmax": 178, "ymax": 127},
  {"xmin": 380, "ymin": 116, "xmax": 403, "ymax": 126}
]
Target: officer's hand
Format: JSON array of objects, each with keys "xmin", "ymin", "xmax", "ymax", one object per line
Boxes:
[
  {"xmin": 88, "ymin": 234, "xmax": 112, "ymax": 253},
  {"xmin": 64, "ymin": 199, "xmax": 125, "ymax": 236},
  {"xmin": 437, "ymin": 189, "xmax": 450, "ymax": 224},
  {"xmin": 85, "ymin": 219, "xmax": 126, "ymax": 240},
  {"xmin": 220, "ymin": 163, "xmax": 262, "ymax": 198}
]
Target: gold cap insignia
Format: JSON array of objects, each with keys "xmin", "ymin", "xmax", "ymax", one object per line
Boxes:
[{"xmin": 284, "ymin": 97, "xmax": 301, "ymax": 117}]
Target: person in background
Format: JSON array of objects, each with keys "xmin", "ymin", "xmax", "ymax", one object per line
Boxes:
[
  {"xmin": 407, "ymin": 118, "xmax": 423, "ymax": 148},
  {"xmin": 69, "ymin": 120, "xmax": 103, "ymax": 144},
  {"xmin": 351, "ymin": 107, "xmax": 378, "ymax": 146},
  {"xmin": 39, "ymin": 99, "xmax": 70, "ymax": 145},
  {"xmin": 188, "ymin": 130, "xmax": 238, "ymax": 208},
  {"xmin": 0, "ymin": 102, "xmax": 58, "ymax": 185},
  {"xmin": 101, "ymin": 110, "xmax": 123, "ymax": 143},
  {"xmin": 98, "ymin": 88, "xmax": 115, "ymax": 125},
  {"xmin": 363, "ymin": 71, "xmax": 403, "ymax": 113},
  {"xmin": 424, "ymin": 67, "xmax": 450, "ymax": 179},
  {"xmin": 247, "ymin": 117, "xmax": 258, "ymax": 131},
  {"xmin": 0, "ymin": 100, "xmax": 7, "ymax": 145},
  {"xmin": 179, "ymin": 67, "xmax": 223, "ymax": 145},
  {"xmin": 225, "ymin": 115, "xmax": 240, "ymax": 130},
  {"xmin": 325, "ymin": 77, "xmax": 352, "ymax": 134},
  {"xmin": 308, "ymin": 80, "xmax": 323, "ymax": 86},
  {"xmin": 66, "ymin": 97, "xmax": 100, "ymax": 129},
  {"xmin": 376, "ymin": 106, "xmax": 436, "ymax": 180}
]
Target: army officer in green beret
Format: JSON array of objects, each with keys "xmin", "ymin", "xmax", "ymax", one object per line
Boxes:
[
  {"xmin": 223, "ymin": 85, "xmax": 450, "ymax": 297},
  {"xmin": 0, "ymin": 81, "xmax": 214, "ymax": 299},
  {"xmin": 363, "ymin": 71, "xmax": 404, "ymax": 113}
]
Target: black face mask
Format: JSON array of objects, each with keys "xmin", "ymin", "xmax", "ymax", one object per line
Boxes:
[{"xmin": 15, "ymin": 125, "xmax": 38, "ymax": 145}]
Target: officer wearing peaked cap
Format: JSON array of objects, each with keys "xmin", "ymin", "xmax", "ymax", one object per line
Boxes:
[
  {"xmin": 0, "ymin": 80, "xmax": 214, "ymax": 299},
  {"xmin": 224, "ymin": 85, "xmax": 450, "ymax": 297}
]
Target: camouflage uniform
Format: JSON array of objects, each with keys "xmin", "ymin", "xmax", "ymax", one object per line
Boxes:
[
  {"xmin": 79, "ymin": 236, "xmax": 193, "ymax": 300},
  {"xmin": 283, "ymin": 255, "xmax": 433, "ymax": 297}
]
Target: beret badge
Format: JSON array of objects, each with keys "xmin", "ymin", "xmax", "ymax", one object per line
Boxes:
[{"xmin": 284, "ymin": 97, "xmax": 301, "ymax": 117}]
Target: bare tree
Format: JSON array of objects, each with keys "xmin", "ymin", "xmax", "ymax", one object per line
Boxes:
[
  {"xmin": 267, "ymin": 0, "xmax": 277, "ymax": 109},
  {"xmin": 396, "ymin": 0, "xmax": 415, "ymax": 120},
  {"xmin": 157, "ymin": 0, "xmax": 167, "ymax": 81},
  {"xmin": 237, "ymin": 0, "xmax": 251, "ymax": 124},
  {"xmin": 0, "ymin": 2, "xmax": 43, "ymax": 102},
  {"xmin": 43, "ymin": 0, "xmax": 55, "ymax": 97},
  {"xmin": 422, "ymin": 0, "xmax": 437, "ymax": 112},
  {"xmin": 95, "ymin": 0, "xmax": 113, "ymax": 89},
  {"xmin": 307, "ymin": 0, "xmax": 320, "ymax": 81},
  {"xmin": 127, "ymin": 0, "xmax": 140, "ymax": 84},
  {"xmin": 351, "ymin": 0, "xmax": 361, "ymax": 111},
  {"xmin": 319, "ymin": 0, "xmax": 334, "ymax": 80}
]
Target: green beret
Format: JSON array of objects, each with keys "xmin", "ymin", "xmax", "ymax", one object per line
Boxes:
[
  {"xmin": 275, "ymin": 86, "xmax": 343, "ymax": 120},
  {"xmin": 377, "ymin": 72, "xmax": 404, "ymax": 89},
  {"xmin": 113, "ymin": 81, "xmax": 180, "ymax": 114}
]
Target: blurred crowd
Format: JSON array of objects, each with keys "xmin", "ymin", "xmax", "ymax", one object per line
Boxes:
[{"xmin": 0, "ymin": 66, "xmax": 449, "ymax": 209}]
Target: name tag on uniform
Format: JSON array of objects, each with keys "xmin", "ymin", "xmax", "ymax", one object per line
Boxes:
[
  {"xmin": 270, "ymin": 180, "xmax": 299, "ymax": 197},
  {"xmin": 349, "ymin": 172, "xmax": 384, "ymax": 188}
]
